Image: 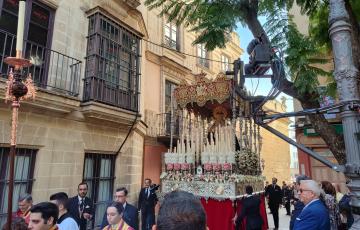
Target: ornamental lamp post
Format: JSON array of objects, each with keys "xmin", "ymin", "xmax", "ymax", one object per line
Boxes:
[
  {"xmin": 4, "ymin": 0, "xmax": 36, "ymax": 229},
  {"xmin": 328, "ymin": 0, "xmax": 360, "ymax": 228}
]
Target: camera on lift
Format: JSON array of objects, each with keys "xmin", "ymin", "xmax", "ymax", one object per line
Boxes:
[{"xmin": 244, "ymin": 34, "xmax": 272, "ymax": 76}]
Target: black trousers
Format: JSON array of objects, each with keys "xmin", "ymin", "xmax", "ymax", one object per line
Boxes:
[
  {"xmin": 269, "ymin": 204, "xmax": 279, "ymax": 228},
  {"xmin": 285, "ymin": 201, "xmax": 291, "ymax": 215},
  {"xmin": 141, "ymin": 210, "xmax": 155, "ymax": 230}
]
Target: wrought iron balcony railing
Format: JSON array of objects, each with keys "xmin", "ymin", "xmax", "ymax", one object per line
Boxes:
[
  {"xmin": 157, "ymin": 113, "xmax": 181, "ymax": 137},
  {"xmin": 83, "ymin": 76, "xmax": 139, "ymax": 112},
  {"xmin": 0, "ymin": 29, "xmax": 82, "ymax": 96}
]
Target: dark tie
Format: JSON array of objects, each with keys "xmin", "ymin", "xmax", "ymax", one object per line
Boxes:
[{"xmin": 79, "ymin": 198, "xmax": 85, "ymax": 216}]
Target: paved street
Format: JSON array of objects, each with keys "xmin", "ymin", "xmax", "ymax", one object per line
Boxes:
[{"xmin": 266, "ymin": 206, "xmax": 290, "ymax": 230}]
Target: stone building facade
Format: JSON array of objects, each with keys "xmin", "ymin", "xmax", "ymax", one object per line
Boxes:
[
  {"xmin": 0, "ymin": 0, "xmax": 146, "ymax": 227},
  {"xmin": 260, "ymin": 100, "xmax": 291, "ymax": 184}
]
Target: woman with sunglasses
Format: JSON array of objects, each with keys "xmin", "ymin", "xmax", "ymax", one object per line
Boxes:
[{"xmin": 102, "ymin": 202, "xmax": 134, "ymax": 230}]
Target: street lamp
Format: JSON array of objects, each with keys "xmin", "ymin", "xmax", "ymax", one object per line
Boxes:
[
  {"xmin": 328, "ymin": 0, "xmax": 360, "ymax": 227},
  {"xmin": 4, "ymin": 1, "xmax": 35, "ymax": 229}
]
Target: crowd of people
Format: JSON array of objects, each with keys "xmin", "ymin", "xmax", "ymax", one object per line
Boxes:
[
  {"xmin": 2, "ymin": 176, "xmax": 354, "ymax": 230},
  {"xmin": 2, "ymin": 178, "xmax": 160, "ymax": 230},
  {"xmin": 264, "ymin": 176, "xmax": 353, "ymax": 230}
]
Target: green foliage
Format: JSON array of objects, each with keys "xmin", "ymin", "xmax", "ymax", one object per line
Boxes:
[
  {"xmin": 264, "ymin": 7, "xmax": 332, "ymax": 95},
  {"xmin": 308, "ymin": 4, "xmax": 331, "ymax": 52},
  {"xmin": 144, "ymin": 0, "xmax": 349, "ymax": 97},
  {"xmin": 299, "ymin": 0, "xmax": 360, "ymax": 53},
  {"xmin": 294, "ymin": 0, "xmax": 328, "ymax": 15},
  {"xmin": 144, "ymin": 0, "xmax": 239, "ymax": 50},
  {"xmin": 285, "ymin": 25, "xmax": 331, "ymax": 94},
  {"xmin": 258, "ymin": 0, "xmax": 294, "ymax": 14},
  {"xmin": 326, "ymin": 79, "xmax": 337, "ymax": 98}
]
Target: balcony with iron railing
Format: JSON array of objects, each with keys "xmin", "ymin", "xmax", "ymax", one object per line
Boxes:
[
  {"xmin": 157, "ymin": 112, "xmax": 181, "ymax": 138},
  {"xmin": 145, "ymin": 110, "xmax": 182, "ymax": 145},
  {"xmin": 83, "ymin": 75, "xmax": 139, "ymax": 112},
  {"xmin": 0, "ymin": 29, "xmax": 82, "ymax": 97}
]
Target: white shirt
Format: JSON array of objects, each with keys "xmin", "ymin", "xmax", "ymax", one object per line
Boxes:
[
  {"xmin": 58, "ymin": 217, "xmax": 79, "ymax": 230},
  {"xmin": 78, "ymin": 195, "xmax": 85, "ymax": 204},
  {"xmin": 123, "ymin": 202, "xmax": 127, "ymax": 209}
]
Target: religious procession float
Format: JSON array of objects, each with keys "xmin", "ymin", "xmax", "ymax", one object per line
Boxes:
[{"xmin": 159, "ymin": 73, "xmax": 268, "ymax": 230}]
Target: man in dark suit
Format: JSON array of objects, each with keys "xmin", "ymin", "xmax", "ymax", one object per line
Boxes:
[
  {"xmin": 293, "ymin": 180, "xmax": 330, "ymax": 230},
  {"xmin": 100, "ymin": 187, "xmax": 139, "ymax": 229},
  {"xmin": 138, "ymin": 178, "xmax": 158, "ymax": 230},
  {"xmin": 67, "ymin": 182, "xmax": 93, "ymax": 230},
  {"xmin": 283, "ymin": 184, "xmax": 292, "ymax": 215},
  {"xmin": 266, "ymin": 177, "xmax": 282, "ymax": 230},
  {"xmin": 235, "ymin": 185, "xmax": 263, "ymax": 230}
]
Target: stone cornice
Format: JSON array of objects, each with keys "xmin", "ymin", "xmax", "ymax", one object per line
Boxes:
[
  {"xmin": 128, "ymin": 9, "xmax": 149, "ymax": 39},
  {"xmin": 145, "ymin": 49, "xmax": 192, "ymax": 79},
  {"xmin": 38, "ymin": 0, "xmax": 58, "ymax": 9},
  {"xmin": 0, "ymin": 81, "xmax": 80, "ymax": 114},
  {"xmin": 86, "ymin": 3, "xmax": 147, "ymax": 38},
  {"xmin": 160, "ymin": 56, "xmax": 192, "ymax": 76},
  {"xmin": 80, "ymin": 101, "xmax": 142, "ymax": 126},
  {"xmin": 118, "ymin": 0, "xmax": 141, "ymax": 9}
]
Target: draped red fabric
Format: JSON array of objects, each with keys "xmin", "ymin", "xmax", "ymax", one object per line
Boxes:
[
  {"xmin": 259, "ymin": 195, "xmax": 269, "ymax": 230},
  {"xmin": 200, "ymin": 195, "xmax": 268, "ymax": 230},
  {"xmin": 236, "ymin": 195, "xmax": 269, "ymax": 230},
  {"xmin": 200, "ymin": 198, "xmax": 235, "ymax": 230}
]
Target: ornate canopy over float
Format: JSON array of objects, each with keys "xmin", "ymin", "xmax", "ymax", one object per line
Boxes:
[{"xmin": 160, "ymin": 72, "xmax": 265, "ymax": 200}]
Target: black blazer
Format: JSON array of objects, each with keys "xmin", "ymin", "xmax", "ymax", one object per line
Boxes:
[
  {"xmin": 266, "ymin": 184, "xmax": 282, "ymax": 207},
  {"xmin": 67, "ymin": 196, "xmax": 93, "ymax": 230},
  {"xmin": 138, "ymin": 187, "xmax": 158, "ymax": 213},
  {"xmin": 236, "ymin": 195, "xmax": 263, "ymax": 230},
  {"xmin": 100, "ymin": 202, "xmax": 139, "ymax": 230}
]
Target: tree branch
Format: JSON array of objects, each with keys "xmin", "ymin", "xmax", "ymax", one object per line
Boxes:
[
  {"xmin": 301, "ymin": 99, "xmax": 346, "ymax": 164},
  {"xmin": 241, "ymin": 0, "xmax": 346, "ymax": 163}
]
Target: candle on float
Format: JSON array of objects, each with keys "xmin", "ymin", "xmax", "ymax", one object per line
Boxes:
[
  {"xmin": 177, "ymin": 139, "xmax": 180, "ymax": 154},
  {"xmin": 218, "ymin": 126, "xmax": 221, "ymax": 154},
  {"xmin": 197, "ymin": 125, "xmax": 200, "ymax": 154},
  {"xmin": 16, "ymin": 0, "xmax": 26, "ymax": 56}
]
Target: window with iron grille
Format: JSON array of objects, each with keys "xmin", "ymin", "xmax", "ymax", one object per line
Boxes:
[
  {"xmin": 165, "ymin": 80, "xmax": 177, "ymax": 113},
  {"xmin": 0, "ymin": 0, "xmax": 55, "ymax": 85},
  {"xmin": 0, "ymin": 148, "xmax": 37, "ymax": 227},
  {"xmin": 84, "ymin": 13, "xmax": 141, "ymax": 111},
  {"xmin": 164, "ymin": 80, "xmax": 179, "ymax": 136},
  {"xmin": 164, "ymin": 21, "xmax": 179, "ymax": 51},
  {"xmin": 83, "ymin": 153, "xmax": 116, "ymax": 227},
  {"xmin": 221, "ymin": 55, "xmax": 230, "ymax": 71},
  {"xmin": 197, "ymin": 43, "xmax": 209, "ymax": 68}
]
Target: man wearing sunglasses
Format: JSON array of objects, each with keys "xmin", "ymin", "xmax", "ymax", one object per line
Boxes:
[
  {"xmin": 290, "ymin": 175, "xmax": 309, "ymax": 230},
  {"xmin": 293, "ymin": 180, "xmax": 330, "ymax": 230}
]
